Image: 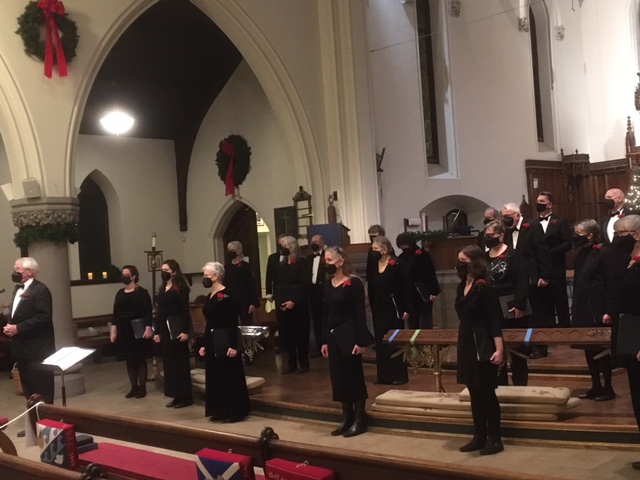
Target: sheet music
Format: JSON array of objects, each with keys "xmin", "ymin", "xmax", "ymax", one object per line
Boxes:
[{"xmin": 42, "ymin": 347, "xmax": 95, "ymax": 371}]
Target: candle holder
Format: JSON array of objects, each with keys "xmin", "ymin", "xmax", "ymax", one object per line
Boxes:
[{"xmin": 145, "ymin": 247, "xmax": 163, "ymax": 305}]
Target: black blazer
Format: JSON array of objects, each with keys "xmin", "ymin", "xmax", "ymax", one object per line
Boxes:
[
  {"xmin": 503, "ymin": 218, "xmax": 552, "ymax": 284},
  {"xmin": 265, "ymin": 252, "xmax": 283, "ymax": 296},
  {"xmin": 8, "ymin": 279, "xmax": 55, "ymax": 361},
  {"xmin": 531, "ymin": 214, "xmax": 572, "ymax": 279},
  {"xmin": 307, "ymin": 251, "xmax": 327, "ymax": 287}
]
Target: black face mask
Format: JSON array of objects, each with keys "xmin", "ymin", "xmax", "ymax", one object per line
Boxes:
[
  {"xmin": 484, "ymin": 236, "xmax": 501, "ymax": 249},
  {"xmin": 121, "ymin": 275, "xmax": 132, "ymax": 285},
  {"xmin": 370, "ymin": 250, "xmax": 382, "ymax": 262},
  {"xmin": 279, "ymin": 247, "xmax": 290, "ymax": 256},
  {"xmin": 11, "ymin": 271, "xmax": 22, "ymax": 284},
  {"xmin": 536, "ymin": 203, "xmax": 548, "ymax": 213},
  {"xmin": 324, "ymin": 263, "xmax": 337, "ymax": 275},
  {"xmin": 604, "ymin": 199, "xmax": 616, "ymax": 210},
  {"xmin": 401, "ymin": 247, "xmax": 413, "ymax": 254},
  {"xmin": 502, "ymin": 217, "xmax": 515, "ymax": 228},
  {"xmin": 483, "ymin": 218, "xmax": 494, "ymax": 225},
  {"xmin": 611, "ymin": 234, "xmax": 636, "ymax": 255},
  {"xmin": 226, "ymin": 251, "xmax": 237, "ymax": 262},
  {"xmin": 456, "ymin": 261, "xmax": 469, "ymax": 280},
  {"xmin": 572, "ymin": 235, "xmax": 589, "ymax": 248},
  {"xmin": 310, "ymin": 243, "xmax": 320, "ymax": 253},
  {"xmin": 160, "ymin": 271, "xmax": 172, "ymax": 282},
  {"xmin": 202, "ymin": 277, "xmax": 213, "ymax": 289}
]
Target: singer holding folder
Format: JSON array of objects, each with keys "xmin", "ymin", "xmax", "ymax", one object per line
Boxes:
[{"xmin": 321, "ymin": 247, "xmax": 373, "ymax": 438}]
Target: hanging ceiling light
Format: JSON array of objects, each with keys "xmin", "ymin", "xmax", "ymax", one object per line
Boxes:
[{"xmin": 100, "ymin": 110, "xmax": 135, "ymax": 135}]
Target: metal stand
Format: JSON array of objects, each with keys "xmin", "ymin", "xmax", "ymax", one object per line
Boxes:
[{"xmin": 145, "ymin": 235, "xmax": 163, "ymax": 384}]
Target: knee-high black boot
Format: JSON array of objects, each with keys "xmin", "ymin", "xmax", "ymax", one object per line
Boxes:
[
  {"xmin": 331, "ymin": 403, "xmax": 354, "ymax": 436},
  {"xmin": 343, "ymin": 400, "xmax": 367, "ymax": 438}
]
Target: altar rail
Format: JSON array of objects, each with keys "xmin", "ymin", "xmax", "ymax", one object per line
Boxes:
[
  {"xmin": 4, "ymin": 403, "xmax": 545, "ymax": 480},
  {"xmin": 383, "ymin": 327, "xmax": 611, "ymax": 346}
]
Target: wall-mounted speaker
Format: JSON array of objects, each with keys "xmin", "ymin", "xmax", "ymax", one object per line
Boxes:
[{"xmin": 22, "ymin": 178, "xmax": 41, "ymax": 199}]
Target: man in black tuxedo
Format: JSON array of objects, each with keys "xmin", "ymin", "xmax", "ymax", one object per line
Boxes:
[
  {"xmin": 2, "ymin": 257, "xmax": 55, "ymax": 404},
  {"xmin": 601, "ymin": 188, "xmax": 629, "ymax": 245},
  {"xmin": 501, "ymin": 203, "xmax": 551, "ymax": 385},
  {"xmin": 307, "ymin": 234, "xmax": 326, "ymax": 357},
  {"xmin": 529, "ymin": 192, "xmax": 572, "ymax": 338},
  {"xmin": 266, "ymin": 234, "xmax": 288, "ymax": 353}
]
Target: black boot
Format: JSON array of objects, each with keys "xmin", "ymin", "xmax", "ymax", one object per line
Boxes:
[
  {"xmin": 459, "ymin": 435, "xmax": 486, "ymax": 452},
  {"xmin": 479, "ymin": 436, "xmax": 504, "ymax": 455},
  {"xmin": 331, "ymin": 403, "xmax": 354, "ymax": 436},
  {"xmin": 343, "ymin": 400, "xmax": 367, "ymax": 438}
]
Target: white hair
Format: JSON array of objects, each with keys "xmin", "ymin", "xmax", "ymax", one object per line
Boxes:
[
  {"xmin": 281, "ymin": 236, "xmax": 300, "ymax": 256},
  {"xmin": 17, "ymin": 257, "xmax": 39, "ymax": 275},
  {"xmin": 502, "ymin": 203, "xmax": 520, "ymax": 214},
  {"xmin": 227, "ymin": 241, "xmax": 243, "ymax": 255},
  {"xmin": 202, "ymin": 261, "xmax": 225, "ymax": 281}
]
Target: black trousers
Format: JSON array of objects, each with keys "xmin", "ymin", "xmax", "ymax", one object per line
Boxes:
[
  {"xmin": 498, "ymin": 316, "xmax": 529, "ymax": 386},
  {"xmin": 467, "ymin": 385, "xmax": 501, "ymax": 438},
  {"xmin": 17, "ymin": 360, "xmax": 54, "ymax": 404},
  {"xmin": 627, "ymin": 362, "xmax": 640, "ymax": 430},
  {"xmin": 528, "ymin": 278, "xmax": 570, "ymax": 329},
  {"xmin": 407, "ymin": 299, "xmax": 434, "ymax": 330},
  {"xmin": 282, "ymin": 306, "xmax": 310, "ymax": 370},
  {"xmin": 309, "ymin": 284, "xmax": 324, "ymax": 353}
]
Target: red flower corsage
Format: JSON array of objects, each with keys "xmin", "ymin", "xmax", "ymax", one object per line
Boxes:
[
  {"xmin": 633, "ymin": 256, "xmax": 640, "ymax": 262},
  {"xmin": 476, "ymin": 279, "xmax": 486, "ymax": 285},
  {"xmin": 320, "ymin": 257, "xmax": 326, "ymax": 263},
  {"xmin": 216, "ymin": 293, "xmax": 225, "ymax": 299},
  {"xmin": 19, "ymin": 293, "xmax": 28, "ymax": 299},
  {"xmin": 388, "ymin": 259, "xmax": 396, "ymax": 266},
  {"xmin": 236, "ymin": 262, "xmax": 243, "ymax": 268},
  {"xmin": 343, "ymin": 280, "xmax": 352, "ymax": 287},
  {"xmin": 289, "ymin": 258, "xmax": 297, "ymax": 265},
  {"xmin": 498, "ymin": 254, "xmax": 506, "ymax": 259},
  {"xmin": 172, "ymin": 285, "xmax": 180, "ymax": 292},
  {"xmin": 619, "ymin": 214, "xmax": 625, "ymax": 219},
  {"xmin": 522, "ymin": 223, "xmax": 530, "ymax": 230},
  {"xmin": 415, "ymin": 249, "xmax": 423, "ymax": 255},
  {"xmin": 592, "ymin": 244, "xmax": 602, "ymax": 251},
  {"xmin": 551, "ymin": 220, "xmax": 557, "ymax": 226}
]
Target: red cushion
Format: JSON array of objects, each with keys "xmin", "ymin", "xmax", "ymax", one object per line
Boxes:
[
  {"xmin": 0, "ymin": 417, "xmax": 8, "ymax": 427},
  {"xmin": 78, "ymin": 442, "xmax": 195, "ymax": 480}
]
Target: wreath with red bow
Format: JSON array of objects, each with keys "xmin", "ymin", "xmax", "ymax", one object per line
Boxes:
[
  {"xmin": 215, "ymin": 134, "xmax": 251, "ymax": 196},
  {"xmin": 16, "ymin": 1, "xmax": 78, "ymax": 78}
]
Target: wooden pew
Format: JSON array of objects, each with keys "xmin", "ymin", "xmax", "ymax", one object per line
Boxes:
[
  {"xmin": 383, "ymin": 327, "xmax": 611, "ymax": 391},
  {"xmin": 0, "ymin": 453, "xmax": 104, "ymax": 480},
  {"xmin": 23, "ymin": 404, "xmax": 543, "ymax": 480}
]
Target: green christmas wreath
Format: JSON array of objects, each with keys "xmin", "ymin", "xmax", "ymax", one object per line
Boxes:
[
  {"xmin": 14, "ymin": 222, "xmax": 79, "ymax": 250},
  {"xmin": 215, "ymin": 134, "xmax": 252, "ymax": 188},
  {"xmin": 16, "ymin": 1, "xmax": 79, "ymax": 64}
]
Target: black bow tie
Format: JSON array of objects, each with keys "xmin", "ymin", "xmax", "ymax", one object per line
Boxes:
[
  {"xmin": 611, "ymin": 211, "xmax": 622, "ymax": 217},
  {"xmin": 540, "ymin": 215, "xmax": 551, "ymax": 221},
  {"xmin": 15, "ymin": 284, "xmax": 24, "ymax": 290}
]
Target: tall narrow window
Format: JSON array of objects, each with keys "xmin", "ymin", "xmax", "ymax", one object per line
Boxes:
[
  {"xmin": 529, "ymin": 3, "xmax": 555, "ymax": 150},
  {"xmin": 417, "ymin": 1, "xmax": 439, "ymax": 164},
  {"xmin": 78, "ymin": 177, "xmax": 111, "ymax": 276}
]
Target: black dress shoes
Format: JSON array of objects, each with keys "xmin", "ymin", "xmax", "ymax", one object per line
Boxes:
[
  {"xmin": 632, "ymin": 461, "xmax": 640, "ymax": 470},
  {"xmin": 594, "ymin": 390, "xmax": 616, "ymax": 402},
  {"xmin": 166, "ymin": 399, "xmax": 178, "ymax": 408},
  {"xmin": 125, "ymin": 388, "xmax": 138, "ymax": 399},
  {"xmin": 173, "ymin": 399, "xmax": 193, "ymax": 409},
  {"xmin": 295, "ymin": 366, "xmax": 309, "ymax": 374},
  {"xmin": 459, "ymin": 436, "xmax": 486, "ymax": 452},
  {"xmin": 281, "ymin": 368, "xmax": 295, "ymax": 375},
  {"xmin": 135, "ymin": 386, "xmax": 146, "ymax": 398},
  {"xmin": 478, "ymin": 437, "xmax": 504, "ymax": 455},
  {"xmin": 578, "ymin": 388, "xmax": 603, "ymax": 400}
]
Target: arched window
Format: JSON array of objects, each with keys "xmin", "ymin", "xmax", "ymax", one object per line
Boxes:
[
  {"xmin": 78, "ymin": 177, "xmax": 111, "ymax": 277},
  {"xmin": 529, "ymin": 2, "xmax": 555, "ymax": 150}
]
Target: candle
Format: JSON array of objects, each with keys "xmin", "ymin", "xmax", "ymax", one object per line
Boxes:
[
  {"xmin": 102, "ymin": 271, "xmax": 107, "ymax": 279},
  {"xmin": 152, "ymin": 233, "xmax": 156, "ymax": 249},
  {"xmin": 87, "ymin": 273, "xmax": 93, "ymax": 280}
]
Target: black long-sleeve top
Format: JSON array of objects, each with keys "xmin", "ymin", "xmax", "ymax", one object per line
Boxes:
[
  {"xmin": 485, "ymin": 246, "xmax": 528, "ymax": 311},
  {"xmin": 203, "ymin": 291, "xmax": 241, "ymax": 350},
  {"xmin": 113, "ymin": 286, "xmax": 153, "ymax": 328},
  {"xmin": 322, "ymin": 276, "xmax": 369, "ymax": 346},
  {"xmin": 155, "ymin": 285, "xmax": 190, "ymax": 336},
  {"xmin": 273, "ymin": 256, "xmax": 310, "ymax": 306},
  {"xmin": 398, "ymin": 248, "xmax": 441, "ymax": 297},
  {"xmin": 223, "ymin": 260, "xmax": 260, "ymax": 310}
]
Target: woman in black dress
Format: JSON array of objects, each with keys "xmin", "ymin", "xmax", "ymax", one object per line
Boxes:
[
  {"xmin": 199, "ymin": 261, "xmax": 251, "ymax": 423},
  {"xmin": 273, "ymin": 236, "xmax": 310, "ymax": 374},
  {"xmin": 110, "ymin": 265, "xmax": 153, "ymax": 398},
  {"xmin": 484, "ymin": 220, "xmax": 529, "ymax": 387},
  {"xmin": 321, "ymin": 247, "xmax": 372, "ymax": 437},
  {"xmin": 571, "ymin": 219, "xmax": 614, "ymax": 401},
  {"xmin": 604, "ymin": 215, "xmax": 640, "ymax": 469},
  {"xmin": 154, "ymin": 259, "xmax": 192, "ymax": 408},
  {"xmin": 455, "ymin": 245, "xmax": 504, "ymax": 455},
  {"xmin": 369, "ymin": 236, "xmax": 411, "ymax": 385}
]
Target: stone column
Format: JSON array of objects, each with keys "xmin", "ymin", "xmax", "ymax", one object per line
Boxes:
[{"xmin": 10, "ymin": 197, "xmax": 79, "ymax": 350}]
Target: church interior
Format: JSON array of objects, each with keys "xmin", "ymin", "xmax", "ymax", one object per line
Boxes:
[{"xmin": 2, "ymin": 0, "xmax": 640, "ymax": 478}]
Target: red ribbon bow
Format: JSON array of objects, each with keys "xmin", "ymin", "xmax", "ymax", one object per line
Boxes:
[
  {"xmin": 221, "ymin": 141, "xmax": 235, "ymax": 196},
  {"xmin": 38, "ymin": 0, "xmax": 68, "ymax": 78}
]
